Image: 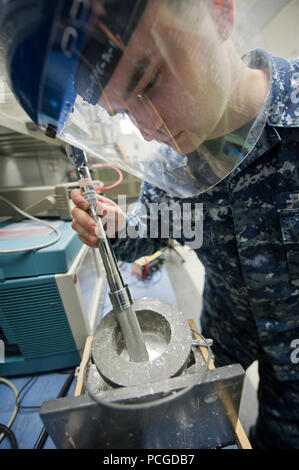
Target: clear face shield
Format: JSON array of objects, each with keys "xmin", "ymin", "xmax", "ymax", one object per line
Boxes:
[{"xmin": 38, "ymin": 0, "xmax": 270, "ymax": 197}]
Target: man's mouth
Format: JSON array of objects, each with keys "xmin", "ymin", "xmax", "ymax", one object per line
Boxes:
[{"xmin": 159, "ymin": 131, "xmax": 183, "ymax": 146}]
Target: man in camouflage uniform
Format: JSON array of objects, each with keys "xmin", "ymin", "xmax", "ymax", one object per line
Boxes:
[{"xmin": 72, "ymin": 48, "xmax": 299, "ymax": 448}]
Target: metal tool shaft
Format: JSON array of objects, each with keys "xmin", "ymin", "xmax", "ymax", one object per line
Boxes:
[{"xmin": 66, "ymin": 145, "xmax": 149, "ymax": 362}]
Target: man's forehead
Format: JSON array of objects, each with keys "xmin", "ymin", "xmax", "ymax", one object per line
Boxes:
[
  {"xmin": 98, "ymin": 43, "xmax": 155, "ymax": 113},
  {"xmin": 98, "ymin": 56, "xmax": 147, "ymax": 111},
  {"xmin": 97, "ymin": 0, "xmax": 162, "ymax": 111}
]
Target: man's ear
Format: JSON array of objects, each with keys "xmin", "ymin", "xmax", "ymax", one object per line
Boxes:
[{"xmin": 211, "ymin": 0, "xmax": 235, "ymax": 41}]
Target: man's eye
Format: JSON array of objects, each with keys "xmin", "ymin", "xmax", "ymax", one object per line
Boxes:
[
  {"xmin": 107, "ymin": 108, "xmax": 129, "ymax": 117},
  {"xmin": 143, "ymin": 68, "xmax": 160, "ymax": 93}
]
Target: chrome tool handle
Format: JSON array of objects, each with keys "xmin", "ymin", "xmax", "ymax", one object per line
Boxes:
[{"xmin": 66, "ymin": 144, "xmax": 149, "ymax": 362}]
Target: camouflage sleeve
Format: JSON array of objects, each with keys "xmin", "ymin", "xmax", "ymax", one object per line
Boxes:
[{"xmin": 110, "ymin": 181, "xmax": 170, "ymax": 262}]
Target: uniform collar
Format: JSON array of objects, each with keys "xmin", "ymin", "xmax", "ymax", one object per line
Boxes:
[
  {"xmin": 267, "ymin": 51, "xmax": 299, "ymax": 127},
  {"xmin": 245, "ymin": 48, "xmax": 299, "ymax": 128},
  {"xmin": 226, "ymin": 48, "xmax": 299, "ymax": 180}
]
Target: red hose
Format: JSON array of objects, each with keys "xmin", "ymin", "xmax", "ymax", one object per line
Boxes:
[{"xmin": 91, "ymin": 162, "xmax": 123, "ymax": 191}]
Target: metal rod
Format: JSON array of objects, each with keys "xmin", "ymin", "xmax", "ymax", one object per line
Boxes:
[{"xmin": 66, "ymin": 145, "xmax": 149, "ymax": 362}]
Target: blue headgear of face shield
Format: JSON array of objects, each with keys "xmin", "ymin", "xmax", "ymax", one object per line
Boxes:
[
  {"xmin": 0, "ymin": 0, "xmax": 58, "ymax": 127},
  {"xmin": 0, "ymin": 0, "xmax": 147, "ymax": 137}
]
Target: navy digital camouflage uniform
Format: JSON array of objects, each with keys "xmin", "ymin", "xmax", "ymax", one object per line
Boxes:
[{"xmin": 111, "ymin": 50, "xmax": 299, "ymax": 449}]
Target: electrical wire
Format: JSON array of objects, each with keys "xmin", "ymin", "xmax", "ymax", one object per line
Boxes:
[
  {"xmin": 0, "ymin": 370, "xmax": 76, "ymax": 449},
  {"xmin": 16, "ymin": 375, "xmax": 39, "ymax": 409},
  {"xmin": 0, "ymin": 375, "xmax": 38, "ymax": 445},
  {"xmin": 17, "ymin": 375, "xmax": 38, "ymax": 398},
  {"xmin": 91, "ymin": 162, "xmax": 123, "ymax": 191},
  {"xmin": 0, "ymin": 195, "xmax": 61, "ymax": 254},
  {"xmin": 119, "ymin": 261, "xmax": 164, "ymax": 285},
  {"xmin": 0, "ymin": 424, "xmax": 18, "ymax": 449},
  {"xmin": 0, "ymin": 377, "xmax": 19, "ymax": 443},
  {"xmin": 33, "ymin": 368, "xmax": 76, "ymax": 449}
]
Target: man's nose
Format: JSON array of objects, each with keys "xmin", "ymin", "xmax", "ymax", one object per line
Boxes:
[{"xmin": 127, "ymin": 95, "xmax": 164, "ymax": 140}]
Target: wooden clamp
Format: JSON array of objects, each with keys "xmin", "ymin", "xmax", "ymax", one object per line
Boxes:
[{"xmin": 189, "ymin": 319, "xmax": 252, "ymax": 449}]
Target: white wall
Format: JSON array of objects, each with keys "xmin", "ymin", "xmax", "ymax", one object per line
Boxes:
[
  {"xmin": 235, "ymin": 0, "xmax": 299, "ymax": 59},
  {"xmin": 263, "ymin": 0, "xmax": 299, "ymax": 59}
]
